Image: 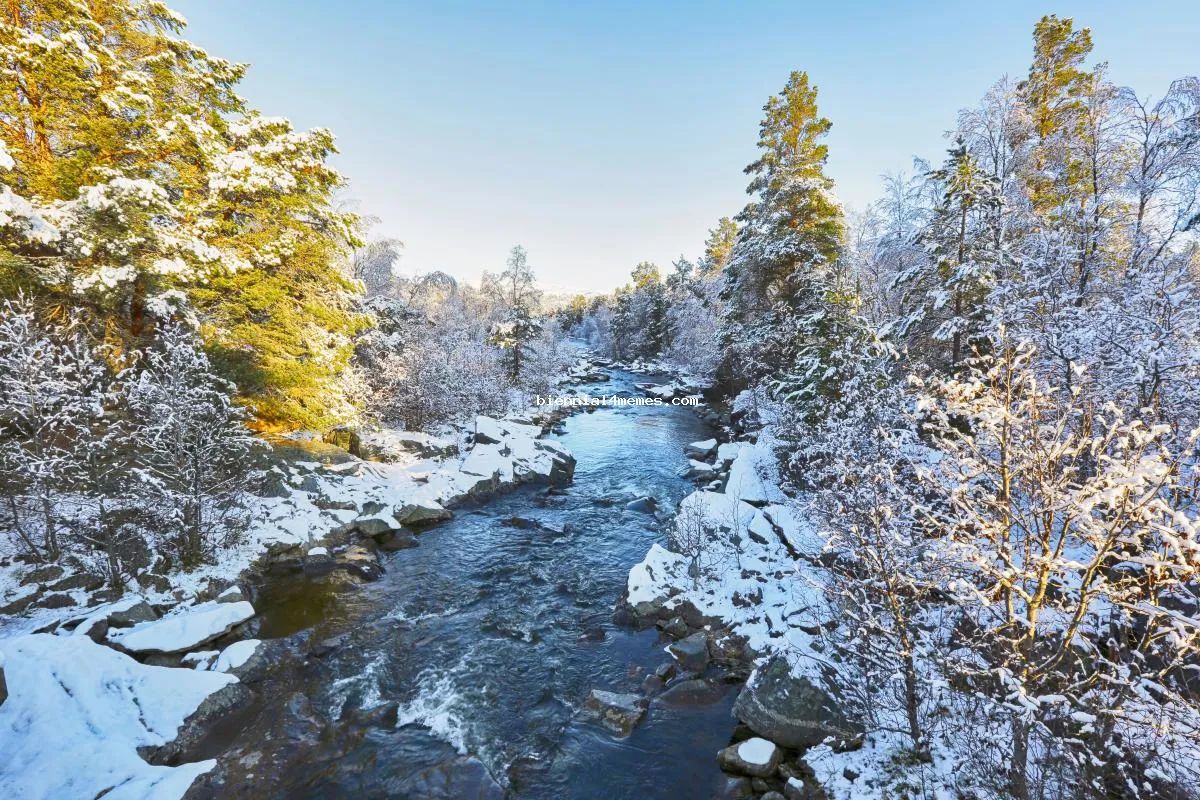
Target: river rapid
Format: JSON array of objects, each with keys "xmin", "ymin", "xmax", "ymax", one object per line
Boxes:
[{"xmin": 186, "ymin": 367, "xmax": 740, "ymax": 799}]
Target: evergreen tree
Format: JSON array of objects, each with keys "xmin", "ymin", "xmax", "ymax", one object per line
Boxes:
[
  {"xmin": 490, "ymin": 245, "xmax": 543, "ymax": 382},
  {"xmin": 0, "ymin": 0, "xmax": 363, "ymax": 429},
  {"xmin": 719, "ymin": 70, "xmax": 846, "ymax": 384}
]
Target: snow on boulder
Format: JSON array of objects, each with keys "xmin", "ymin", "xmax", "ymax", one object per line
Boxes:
[
  {"xmin": 393, "ymin": 496, "xmax": 452, "ymax": 525},
  {"xmin": 725, "ymin": 446, "xmax": 784, "ymax": 506},
  {"xmin": 459, "ymin": 443, "xmax": 514, "ymax": 482},
  {"xmin": 213, "ymin": 639, "xmax": 260, "ymax": 674},
  {"xmin": 684, "ymin": 438, "xmax": 718, "ymax": 459},
  {"xmin": 626, "ymin": 544, "xmax": 689, "ymax": 606},
  {"xmin": 0, "ymin": 634, "xmax": 235, "ymax": 800},
  {"xmin": 474, "ymin": 415, "xmax": 506, "ymax": 445},
  {"xmin": 358, "ymin": 429, "xmax": 457, "ymax": 461},
  {"xmin": 181, "ymin": 650, "xmax": 219, "ymax": 671},
  {"xmin": 110, "ymin": 601, "xmax": 255, "ymax": 655},
  {"xmin": 717, "ymin": 736, "xmax": 781, "ymax": 778},
  {"xmin": 715, "ymin": 442, "xmax": 743, "ymax": 467}
]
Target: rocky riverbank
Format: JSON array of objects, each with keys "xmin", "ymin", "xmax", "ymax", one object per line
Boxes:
[
  {"xmin": 0, "ymin": 403, "xmax": 579, "ymax": 799},
  {"xmin": 605, "ymin": 383, "xmax": 868, "ymax": 800}
]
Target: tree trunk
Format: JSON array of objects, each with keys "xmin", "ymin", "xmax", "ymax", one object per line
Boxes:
[{"xmin": 1010, "ymin": 716, "xmax": 1031, "ymax": 800}]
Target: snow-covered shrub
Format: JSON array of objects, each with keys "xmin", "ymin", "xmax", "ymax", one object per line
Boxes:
[
  {"xmin": 123, "ymin": 323, "xmax": 256, "ymax": 570},
  {"xmin": 0, "ymin": 297, "xmax": 109, "ymax": 562},
  {"xmin": 918, "ymin": 341, "xmax": 1200, "ymax": 799}
]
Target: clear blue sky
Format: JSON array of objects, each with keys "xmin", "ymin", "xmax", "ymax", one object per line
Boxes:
[{"xmin": 172, "ymin": 0, "xmax": 1198, "ymax": 293}]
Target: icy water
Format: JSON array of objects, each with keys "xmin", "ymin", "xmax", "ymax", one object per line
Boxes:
[{"xmin": 204, "ymin": 369, "xmax": 739, "ymax": 799}]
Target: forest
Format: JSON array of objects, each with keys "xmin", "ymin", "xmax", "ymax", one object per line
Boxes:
[{"xmin": 2, "ymin": 3, "xmax": 1199, "ymax": 800}]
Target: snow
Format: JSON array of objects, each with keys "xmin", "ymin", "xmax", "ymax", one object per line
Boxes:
[
  {"xmin": 725, "ymin": 445, "xmax": 785, "ymax": 505},
  {"xmin": 715, "ymin": 441, "xmax": 744, "ymax": 466},
  {"xmin": 0, "ymin": 634, "xmax": 235, "ymax": 800},
  {"xmin": 626, "ymin": 544, "xmax": 688, "ymax": 605},
  {"xmin": 109, "ymin": 601, "xmax": 255, "ymax": 654},
  {"xmin": 306, "ymin": 546, "xmax": 328, "ymax": 556},
  {"xmin": 737, "ymin": 737, "xmax": 777, "ymax": 765},
  {"xmin": 212, "ymin": 639, "xmax": 260, "ymax": 673}
]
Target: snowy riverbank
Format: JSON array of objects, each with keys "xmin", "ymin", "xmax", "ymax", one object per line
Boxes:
[{"xmin": 0, "ymin": 407, "xmax": 577, "ymax": 800}]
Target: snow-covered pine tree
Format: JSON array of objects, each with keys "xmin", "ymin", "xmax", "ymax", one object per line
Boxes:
[{"xmin": 719, "ymin": 70, "xmax": 845, "ymax": 387}]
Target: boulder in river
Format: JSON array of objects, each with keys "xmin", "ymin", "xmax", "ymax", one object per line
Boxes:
[
  {"xmin": 625, "ymin": 496, "xmax": 657, "ymax": 514},
  {"xmin": 583, "ymin": 689, "xmax": 647, "ymax": 736},
  {"xmin": 717, "ymin": 737, "xmax": 782, "ymax": 778},
  {"xmin": 732, "ymin": 654, "xmax": 862, "ymax": 749},
  {"xmin": 685, "ymin": 438, "xmax": 718, "ymax": 459},
  {"xmin": 654, "ymin": 677, "xmax": 723, "ymax": 707},
  {"xmin": 667, "ymin": 631, "xmax": 709, "ymax": 671},
  {"xmin": 337, "ymin": 545, "xmax": 385, "ymax": 581},
  {"xmin": 303, "ymin": 547, "xmax": 336, "ymax": 577},
  {"xmin": 404, "ymin": 755, "xmax": 505, "ymax": 800}
]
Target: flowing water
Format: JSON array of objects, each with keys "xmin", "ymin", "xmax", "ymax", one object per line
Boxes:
[{"xmin": 198, "ymin": 368, "xmax": 738, "ymax": 799}]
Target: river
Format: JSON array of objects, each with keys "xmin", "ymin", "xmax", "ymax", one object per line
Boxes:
[{"xmin": 186, "ymin": 367, "xmax": 740, "ymax": 799}]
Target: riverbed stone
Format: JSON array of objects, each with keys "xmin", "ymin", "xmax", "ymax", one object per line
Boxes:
[
  {"xmin": 583, "ymin": 689, "xmax": 647, "ymax": 736},
  {"xmin": 625, "ymin": 496, "xmax": 657, "ymax": 514},
  {"xmin": 405, "ymin": 755, "xmax": 505, "ymax": 800},
  {"xmin": 685, "ymin": 438, "xmax": 719, "ymax": 459},
  {"xmin": 654, "ymin": 677, "xmax": 723, "ymax": 707},
  {"xmin": 732, "ymin": 654, "xmax": 862, "ymax": 749},
  {"xmin": 394, "ymin": 499, "xmax": 453, "ymax": 526},
  {"xmin": 302, "ymin": 547, "xmax": 336, "ymax": 577},
  {"xmin": 376, "ymin": 529, "xmax": 418, "ymax": 551},
  {"xmin": 657, "ymin": 615, "xmax": 689, "ymax": 639},
  {"xmin": 667, "ymin": 632, "xmax": 709, "ymax": 671},
  {"xmin": 717, "ymin": 737, "xmax": 782, "ymax": 778},
  {"xmin": 337, "ymin": 545, "xmax": 384, "ymax": 581}
]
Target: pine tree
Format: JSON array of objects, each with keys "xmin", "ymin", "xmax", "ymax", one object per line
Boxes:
[
  {"xmin": 489, "ymin": 245, "xmax": 543, "ymax": 383},
  {"xmin": 0, "ymin": 1, "xmax": 364, "ymax": 430},
  {"xmin": 719, "ymin": 70, "xmax": 846, "ymax": 384},
  {"xmin": 1019, "ymin": 15, "xmax": 1095, "ymax": 220}
]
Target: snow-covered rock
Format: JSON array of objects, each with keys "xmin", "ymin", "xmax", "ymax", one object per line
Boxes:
[
  {"xmin": 725, "ymin": 446, "xmax": 784, "ymax": 506},
  {"xmin": 685, "ymin": 438, "xmax": 718, "ymax": 459},
  {"xmin": 358, "ymin": 429, "xmax": 457, "ymax": 461},
  {"xmin": 0, "ymin": 634, "xmax": 235, "ymax": 799},
  {"xmin": 473, "ymin": 415, "xmax": 506, "ymax": 445},
  {"xmin": 181, "ymin": 650, "xmax": 219, "ymax": 671},
  {"xmin": 212, "ymin": 639, "xmax": 260, "ymax": 674},
  {"xmin": 717, "ymin": 736, "xmax": 782, "ymax": 777},
  {"xmin": 732, "ymin": 654, "xmax": 861, "ymax": 749},
  {"xmin": 110, "ymin": 601, "xmax": 255, "ymax": 655},
  {"xmin": 582, "ymin": 689, "xmax": 647, "ymax": 737},
  {"xmin": 393, "ymin": 497, "xmax": 452, "ymax": 525}
]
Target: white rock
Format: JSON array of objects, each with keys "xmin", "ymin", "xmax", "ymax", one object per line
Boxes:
[
  {"xmin": 213, "ymin": 639, "xmax": 260, "ymax": 673},
  {"xmin": 111, "ymin": 601, "xmax": 255, "ymax": 655},
  {"xmin": 738, "ymin": 736, "xmax": 777, "ymax": 765}
]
